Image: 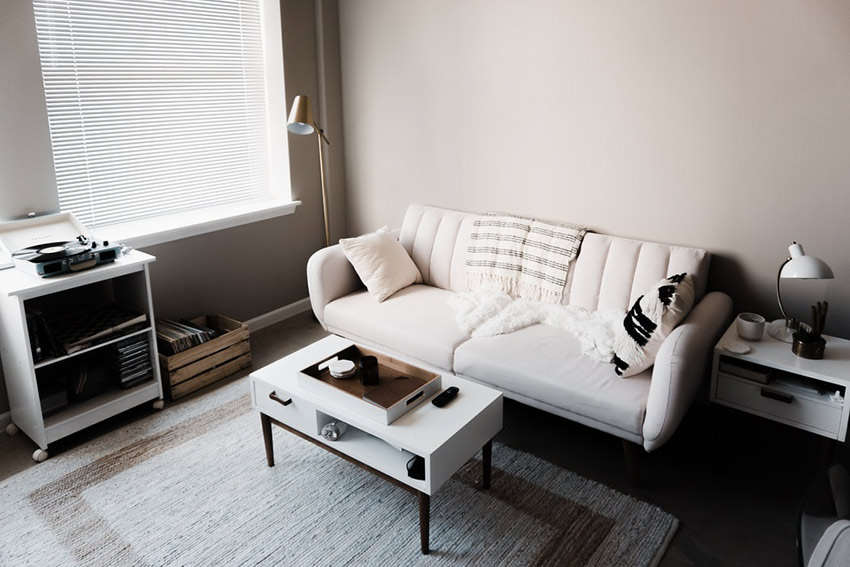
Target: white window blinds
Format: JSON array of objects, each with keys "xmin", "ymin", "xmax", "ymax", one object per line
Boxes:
[{"xmin": 32, "ymin": 0, "xmax": 275, "ymax": 228}]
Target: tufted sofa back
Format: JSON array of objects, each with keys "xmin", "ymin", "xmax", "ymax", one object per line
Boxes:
[{"xmin": 398, "ymin": 204, "xmax": 709, "ymax": 311}]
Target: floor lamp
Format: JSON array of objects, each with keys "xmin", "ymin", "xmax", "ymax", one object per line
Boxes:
[{"xmin": 287, "ymin": 95, "xmax": 331, "ymax": 247}]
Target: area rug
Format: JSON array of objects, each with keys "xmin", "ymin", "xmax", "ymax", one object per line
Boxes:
[{"xmin": 0, "ymin": 378, "xmax": 677, "ymax": 566}]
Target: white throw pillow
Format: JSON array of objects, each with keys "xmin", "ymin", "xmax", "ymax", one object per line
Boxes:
[
  {"xmin": 611, "ymin": 273, "xmax": 695, "ymax": 377},
  {"xmin": 339, "ymin": 227, "xmax": 422, "ymax": 302}
]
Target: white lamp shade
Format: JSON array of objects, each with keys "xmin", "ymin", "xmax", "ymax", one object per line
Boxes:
[
  {"xmin": 780, "ymin": 243, "xmax": 834, "ymax": 279},
  {"xmin": 286, "ymin": 95, "xmax": 315, "ymax": 135}
]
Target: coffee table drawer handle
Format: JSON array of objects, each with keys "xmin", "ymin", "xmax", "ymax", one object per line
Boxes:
[{"xmin": 269, "ymin": 391, "xmax": 292, "ymax": 406}]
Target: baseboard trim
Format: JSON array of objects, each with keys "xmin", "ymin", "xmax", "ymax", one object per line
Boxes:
[{"xmin": 245, "ymin": 297, "xmax": 312, "ymax": 332}]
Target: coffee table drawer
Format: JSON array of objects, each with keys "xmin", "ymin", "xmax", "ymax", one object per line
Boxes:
[{"xmin": 253, "ymin": 379, "xmax": 316, "ymax": 434}]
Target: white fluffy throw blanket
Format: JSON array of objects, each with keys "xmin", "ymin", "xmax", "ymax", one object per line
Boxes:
[{"xmin": 448, "ymin": 285, "xmax": 625, "ymax": 363}]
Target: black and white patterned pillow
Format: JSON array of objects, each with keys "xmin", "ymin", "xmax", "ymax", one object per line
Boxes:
[{"xmin": 612, "ymin": 273, "xmax": 695, "ymax": 377}]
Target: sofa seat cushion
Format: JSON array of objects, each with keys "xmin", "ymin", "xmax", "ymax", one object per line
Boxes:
[
  {"xmin": 323, "ymin": 284, "xmax": 469, "ymax": 371},
  {"xmin": 454, "ymin": 324, "xmax": 652, "ymax": 436}
]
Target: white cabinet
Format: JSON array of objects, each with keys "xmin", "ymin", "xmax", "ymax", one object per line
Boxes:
[
  {"xmin": 710, "ymin": 323, "xmax": 850, "ymax": 441},
  {"xmin": 0, "ymin": 251, "xmax": 163, "ymax": 460}
]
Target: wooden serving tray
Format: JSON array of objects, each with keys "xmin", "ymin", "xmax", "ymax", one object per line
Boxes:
[{"xmin": 299, "ymin": 344, "xmax": 442, "ymax": 424}]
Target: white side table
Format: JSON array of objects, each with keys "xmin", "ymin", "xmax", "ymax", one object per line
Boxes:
[{"xmin": 710, "ymin": 322, "xmax": 850, "ymax": 442}]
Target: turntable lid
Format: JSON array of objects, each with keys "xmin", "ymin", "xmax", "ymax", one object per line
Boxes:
[{"xmin": 0, "ymin": 212, "xmax": 89, "ymax": 254}]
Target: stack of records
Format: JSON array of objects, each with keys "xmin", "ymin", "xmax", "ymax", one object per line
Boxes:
[
  {"xmin": 48, "ymin": 303, "xmax": 147, "ymax": 355},
  {"xmin": 36, "ymin": 367, "xmax": 69, "ymax": 417},
  {"xmin": 25, "ymin": 308, "xmax": 62, "ymax": 361},
  {"xmin": 156, "ymin": 319, "xmax": 218, "ymax": 355},
  {"xmin": 107, "ymin": 335, "xmax": 153, "ymax": 389},
  {"xmin": 69, "ymin": 356, "xmax": 109, "ymax": 402}
]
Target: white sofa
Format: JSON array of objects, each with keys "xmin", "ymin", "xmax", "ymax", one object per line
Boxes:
[{"xmin": 307, "ymin": 204, "xmax": 732, "ymax": 456}]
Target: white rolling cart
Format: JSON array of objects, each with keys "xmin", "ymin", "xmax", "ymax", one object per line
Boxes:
[{"xmin": 0, "ymin": 251, "xmax": 164, "ymax": 461}]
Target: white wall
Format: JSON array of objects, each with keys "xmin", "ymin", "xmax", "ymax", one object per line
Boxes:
[{"xmin": 338, "ymin": 0, "xmax": 850, "ymax": 337}]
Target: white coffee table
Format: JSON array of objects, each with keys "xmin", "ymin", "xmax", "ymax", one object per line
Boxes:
[{"xmin": 249, "ymin": 335, "xmax": 503, "ymax": 554}]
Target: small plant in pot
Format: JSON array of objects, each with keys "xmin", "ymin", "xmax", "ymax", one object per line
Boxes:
[{"xmin": 792, "ymin": 301, "xmax": 828, "ymax": 359}]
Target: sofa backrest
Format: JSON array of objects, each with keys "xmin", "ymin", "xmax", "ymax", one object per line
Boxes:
[{"xmin": 398, "ymin": 204, "xmax": 709, "ymax": 311}]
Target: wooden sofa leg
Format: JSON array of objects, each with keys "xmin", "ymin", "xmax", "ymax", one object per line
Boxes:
[{"xmin": 622, "ymin": 440, "xmax": 641, "ymax": 486}]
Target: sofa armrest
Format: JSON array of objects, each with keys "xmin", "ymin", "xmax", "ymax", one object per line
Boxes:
[
  {"xmin": 306, "ymin": 244, "xmax": 363, "ymax": 329},
  {"xmin": 642, "ymin": 291, "xmax": 733, "ymax": 452}
]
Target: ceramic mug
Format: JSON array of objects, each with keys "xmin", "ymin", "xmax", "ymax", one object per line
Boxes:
[{"xmin": 736, "ymin": 312, "xmax": 766, "ymax": 341}]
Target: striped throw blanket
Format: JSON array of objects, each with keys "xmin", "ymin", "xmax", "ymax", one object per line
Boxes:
[{"xmin": 466, "ymin": 213, "xmax": 586, "ymax": 303}]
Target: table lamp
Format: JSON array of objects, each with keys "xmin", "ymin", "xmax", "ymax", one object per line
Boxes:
[
  {"xmin": 286, "ymin": 95, "xmax": 331, "ymax": 247},
  {"xmin": 767, "ymin": 242, "xmax": 834, "ymax": 342}
]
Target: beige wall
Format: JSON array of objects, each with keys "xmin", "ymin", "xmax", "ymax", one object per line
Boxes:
[{"xmin": 337, "ymin": 0, "xmax": 850, "ymax": 337}]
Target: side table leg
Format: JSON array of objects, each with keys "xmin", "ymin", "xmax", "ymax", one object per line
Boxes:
[
  {"xmin": 419, "ymin": 492, "xmax": 430, "ymax": 554},
  {"xmin": 482, "ymin": 440, "xmax": 492, "ymax": 489},
  {"xmin": 261, "ymin": 413, "xmax": 275, "ymax": 467},
  {"xmin": 820, "ymin": 438, "xmax": 835, "ymax": 467}
]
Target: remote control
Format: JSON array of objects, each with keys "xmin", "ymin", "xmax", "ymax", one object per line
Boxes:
[{"xmin": 431, "ymin": 386, "xmax": 459, "ymax": 407}]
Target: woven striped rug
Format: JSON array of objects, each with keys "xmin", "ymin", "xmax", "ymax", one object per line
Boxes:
[{"xmin": 0, "ymin": 378, "xmax": 676, "ymax": 566}]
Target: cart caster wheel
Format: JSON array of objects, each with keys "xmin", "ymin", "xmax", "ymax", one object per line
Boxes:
[
  {"xmin": 32, "ymin": 449, "xmax": 49, "ymax": 462},
  {"xmin": 6, "ymin": 422, "xmax": 19, "ymax": 436},
  {"xmin": 152, "ymin": 400, "xmax": 165, "ymax": 410}
]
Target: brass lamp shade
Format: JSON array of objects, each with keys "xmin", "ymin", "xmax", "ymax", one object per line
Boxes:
[{"xmin": 287, "ymin": 95, "xmax": 316, "ymax": 135}]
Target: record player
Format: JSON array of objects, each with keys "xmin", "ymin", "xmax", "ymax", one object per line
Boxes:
[{"xmin": 0, "ymin": 213, "xmax": 123, "ymax": 278}]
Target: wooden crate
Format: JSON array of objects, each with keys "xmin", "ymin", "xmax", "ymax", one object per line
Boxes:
[{"xmin": 159, "ymin": 314, "xmax": 251, "ymax": 400}]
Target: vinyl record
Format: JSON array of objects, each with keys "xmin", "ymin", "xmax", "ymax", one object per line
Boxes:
[{"xmin": 12, "ymin": 241, "xmax": 90, "ymax": 262}]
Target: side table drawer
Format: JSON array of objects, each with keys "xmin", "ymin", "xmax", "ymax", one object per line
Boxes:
[
  {"xmin": 252, "ymin": 379, "xmax": 317, "ymax": 435},
  {"xmin": 716, "ymin": 373, "xmax": 843, "ymax": 436}
]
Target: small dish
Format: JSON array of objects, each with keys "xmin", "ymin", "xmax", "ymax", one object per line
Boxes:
[
  {"xmin": 722, "ymin": 341, "xmax": 751, "ymax": 354},
  {"xmin": 329, "ymin": 359, "xmax": 357, "ymax": 379}
]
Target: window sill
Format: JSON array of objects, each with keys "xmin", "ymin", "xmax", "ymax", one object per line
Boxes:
[{"xmin": 95, "ymin": 199, "xmax": 301, "ymax": 249}]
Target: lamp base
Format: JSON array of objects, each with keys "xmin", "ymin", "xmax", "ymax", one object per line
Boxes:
[
  {"xmin": 767, "ymin": 319, "xmax": 795, "ymax": 343},
  {"xmin": 792, "ymin": 336, "xmax": 826, "ymax": 359}
]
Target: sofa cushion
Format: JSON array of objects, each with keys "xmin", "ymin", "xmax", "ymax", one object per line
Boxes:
[
  {"xmin": 323, "ymin": 284, "xmax": 469, "ymax": 371},
  {"xmin": 612, "ymin": 273, "xmax": 695, "ymax": 377},
  {"xmin": 397, "ymin": 204, "xmax": 712, "ymax": 309},
  {"xmin": 565, "ymin": 233, "xmax": 709, "ymax": 310},
  {"xmin": 454, "ymin": 324, "xmax": 651, "ymax": 436},
  {"xmin": 340, "ymin": 227, "xmax": 422, "ymax": 302}
]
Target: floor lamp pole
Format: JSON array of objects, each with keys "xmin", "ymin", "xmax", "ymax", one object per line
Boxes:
[{"xmin": 317, "ymin": 128, "xmax": 330, "ymax": 247}]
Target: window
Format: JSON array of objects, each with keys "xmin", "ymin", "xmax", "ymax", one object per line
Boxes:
[{"xmin": 31, "ymin": 0, "xmax": 291, "ymax": 244}]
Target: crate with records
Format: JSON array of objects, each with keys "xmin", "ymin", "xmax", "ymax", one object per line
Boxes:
[
  {"xmin": 0, "ymin": 250, "xmax": 163, "ymax": 460},
  {"xmin": 157, "ymin": 314, "xmax": 251, "ymax": 400}
]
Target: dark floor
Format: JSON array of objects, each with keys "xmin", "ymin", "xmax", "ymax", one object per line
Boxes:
[{"xmin": 2, "ymin": 311, "xmax": 845, "ymax": 566}]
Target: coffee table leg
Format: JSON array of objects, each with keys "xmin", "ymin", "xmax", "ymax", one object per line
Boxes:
[
  {"xmin": 483, "ymin": 440, "xmax": 492, "ymax": 489},
  {"xmin": 261, "ymin": 413, "xmax": 275, "ymax": 467},
  {"xmin": 419, "ymin": 492, "xmax": 430, "ymax": 554}
]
